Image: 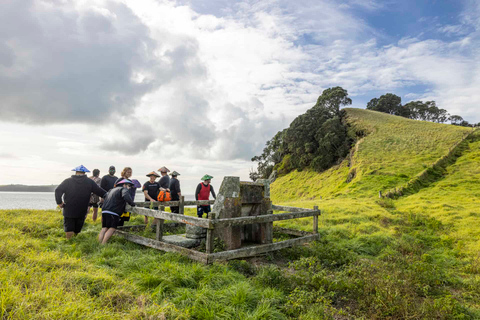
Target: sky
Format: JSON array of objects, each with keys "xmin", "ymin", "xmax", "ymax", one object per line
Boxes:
[{"xmin": 1, "ymin": 0, "xmax": 479, "ymax": 193}]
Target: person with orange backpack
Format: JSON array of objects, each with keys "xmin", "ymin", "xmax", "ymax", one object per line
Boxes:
[{"xmin": 195, "ymin": 175, "xmax": 216, "ymax": 218}]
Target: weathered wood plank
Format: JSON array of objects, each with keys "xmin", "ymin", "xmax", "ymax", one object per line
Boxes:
[
  {"xmin": 206, "ymin": 213, "xmax": 214, "ymax": 254},
  {"xmin": 156, "ymin": 219, "xmax": 164, "ymax": 241},
  {"xmin": 272, "ymin": 204, "xmax": 317, "ymax": 213},
  {"xmin": 129, "ymin": 206, "xmax": 212, "ymax": 228},
  {"xmin": 115, "ymin": 230, "xmax": 208, "ymax": 263},
  {"xmin": 208, "ymin": 234, "xmax": 320, "ymax": 262},
  {"xmin": 273, "ymin": 226, "xmax": 313, "ymax": 237},
  {"xmin": 313, "ymin": 205, "xmax": 319, "ymax": 234},
  {"xmin": 213, "ymin": 210, "xmax": 321, "ymax": 227},
  {"xmin": 179, "ymin": 196, "xmax": 185, "ymax": 215},
  {"xmin": 134, "ymin": 200, "xmax": 215, "ymax": 207}
]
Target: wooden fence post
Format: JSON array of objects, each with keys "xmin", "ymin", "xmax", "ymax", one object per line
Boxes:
[
  {"xmin": 206, "ymin": 214, "xmax": 214, "ymax": 254},
  {"xmin": 156, "ymin": 205, "xmax": 165, "ymax": 241},
  {"xmin": 179, "ymin": 196, "xmax": 185, "ymax": 215},
  {"xmin": 313, "ymin": 205, "xmax": 318, "ymax": 234}
]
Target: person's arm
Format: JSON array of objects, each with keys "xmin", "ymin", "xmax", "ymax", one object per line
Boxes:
[
  {"xmin": 177, "ymin": 180, "xmax": 181, "ymax": 197},
  {"xmin": 54, "ymin": 179, "xmax": 67, "ymax": 207},
  {"xmin": 210, "ymin": 185, "xmax": 216, "ymax": 199},
  {"xmin": 122, "ymin": 188, "xmax": 136, "ymax": 206},
  {"xmin": 143, "ymin": 190, "xmax": 155, "ymax": 202},
  {"xmin": 195, "ymin": 183, "xmax": 201, "ymax": 200},
  {"xmin": 92, "ymin": 181, "xmax": 107, "ymax": 198}
]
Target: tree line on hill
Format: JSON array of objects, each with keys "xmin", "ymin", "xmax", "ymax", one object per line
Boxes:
[
  {"xmin": 366, "ymin": 93, "xmax": 476, "ymax": 127},
  {"xmin": 251, "ymin": 87, "xmax": 476, "ymax": 180}
]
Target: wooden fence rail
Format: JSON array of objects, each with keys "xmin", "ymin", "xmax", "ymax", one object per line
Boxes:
[{"xmin": 120, "ymin": 197, "xmax": 321, "ymax": 263}]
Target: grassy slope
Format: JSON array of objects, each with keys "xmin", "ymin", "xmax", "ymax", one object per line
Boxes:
[
  {"xmin": 269, "ymin": 110, "xmax": 480, "ymax": 317},
  {"xmin": 271, "ymin": 108, "xmax": 471, "ymax": 202},
  {"xmin": 2, "ymin": 109, "xmax": 480, "ymax": 319}
]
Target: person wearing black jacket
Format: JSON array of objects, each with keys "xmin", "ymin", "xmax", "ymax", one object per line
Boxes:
[
  {"xmin": 55, "ymin": 165, "xmax": 107, "ymax": 239},
  {"xmin": 98, "ymin": 179, "xmax": 136, "ymax": 244},
  {"xmin": 100, "ymin": 165, "xmax": 118, "ymax": 192}
]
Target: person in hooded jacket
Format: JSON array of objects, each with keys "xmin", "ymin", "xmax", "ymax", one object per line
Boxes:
[
  {"xmin": 98, "ymin": 179, "xmax": 136, "ymax": 244},
  {"xmin": 55, "ymin": 165, "xmax": 107, "ymax": 239}
]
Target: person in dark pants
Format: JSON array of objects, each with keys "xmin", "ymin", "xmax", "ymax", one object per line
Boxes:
[
  {"xmin": 55, "ymin": 165, "xmax": 107, "ymax": 239},
  {"xmin": 87, "ymin": 168, "xmax": 101, "ymax": 222},
  {"xmin": 100, "ymin": 165, "xmax": 117, "ymax": 192},
  {"xmin": 169, "ymin": 171, "xmax": 181, "ymax": 214},
  {"xmin": 195, "ymin": 174, "xmax": 216, "ymax": 218},
  {"xmin": 142, "ymin": 171, "xmax": 160, "ymax": 224},
  {"xmin": 98, "ymin": 179, "xmax": 136, "ymax": 244}
]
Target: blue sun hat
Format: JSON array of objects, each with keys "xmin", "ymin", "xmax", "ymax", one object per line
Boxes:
[{"xmin": 72, "ymin": 165, "xmax": 90, "ymax": 173}]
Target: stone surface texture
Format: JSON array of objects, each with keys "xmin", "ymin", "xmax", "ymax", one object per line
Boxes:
[{"xmin": 162, "ymin": 235, "xmax": 199, "ymax": 248}]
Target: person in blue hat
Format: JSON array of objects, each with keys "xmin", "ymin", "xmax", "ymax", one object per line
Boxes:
[{"xmin": 55, "ymin": 165, "xmax": 107, "ymax": 239}]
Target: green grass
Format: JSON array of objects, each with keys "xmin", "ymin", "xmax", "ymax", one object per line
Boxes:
[
  {"xmin": 2, "ymin": 109, "xmax": 480, "ymax": 319},
  {"xmin": 271, "ymin": 108, "xmax": 471, "ymax": 202}
]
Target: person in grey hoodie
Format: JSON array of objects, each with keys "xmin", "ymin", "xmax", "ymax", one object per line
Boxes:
[
  {"xmin": 55, "ymin": 165, "xmax": 107, "ymax": 239},
  {"xmin": 98, "ymin": 179, "xmax": 136, "ymax": 244}
]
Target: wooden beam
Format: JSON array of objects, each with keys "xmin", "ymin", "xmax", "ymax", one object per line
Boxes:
[
  {"xmin": 115, "ymin": 230, "xmax": 208, "ymax": 263},
  {"xmin": 273, "ymin": 226, "xmax": 313, "ymax": 237},
  {"xmin": 179, "ymin": 196, "xmax": 185, "ymax": 215},
  {"xmin": 213, "ymin": 210, "xmax": 321, "ymax": 227},
  {"xmin": 208, "ymin": 234, "xmax": 320, "ymax": 262},
  {"xmin": 272, "ymin": 204, "xmax": 316, "ymax": 212},
  {"xmin": 206, "ymin": 213, "xmax": 214, "ymax": 254},
  {"xmin": 134, "ymin": 200, "xmax": 215, "ymax": 207},
  {"xmin": 129, "ymin": 206, "xmax": 212, "ymax": 228},
  {"xmin": 313, "ymin": 205, "xmax": 319, "ymax": 234}
]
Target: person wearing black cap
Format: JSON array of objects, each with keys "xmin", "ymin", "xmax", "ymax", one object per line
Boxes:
[
  {"xmin": 100, "ymin": 166, "xmax": 118, "ymax": 192},
  {"xmin": 98, "ymin": 179, "xmax": 136, "ymax": 244},
  {"xmin": 55, "ymin": 165, "xmax": 107, "ymax": 239},
  {"xmin": 169, "ymin": 171, "xmax": 181, "ymax": 214}
]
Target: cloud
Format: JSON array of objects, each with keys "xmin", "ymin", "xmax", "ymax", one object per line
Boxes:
[
  {"xmin": 2, "ymin": 0, "xmax": 480, "ymax": 167},
  {"xmin": 0, "ymin": 0, "xmax": 200, "ymax": 124}
]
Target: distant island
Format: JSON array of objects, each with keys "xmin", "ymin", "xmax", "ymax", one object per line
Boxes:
[{"xmin": 0, "ymin": 184, "xmax": 57, "ymax": 192}]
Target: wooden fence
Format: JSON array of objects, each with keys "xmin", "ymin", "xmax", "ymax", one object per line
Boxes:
[{"xmin": 115, "ymin": 197, "xmax": 321, "ymax": 264}]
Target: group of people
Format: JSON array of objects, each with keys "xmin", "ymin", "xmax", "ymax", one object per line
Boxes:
[{"xmin": 54, "ymin": 164, "xmax": 216, "ymax": 244}]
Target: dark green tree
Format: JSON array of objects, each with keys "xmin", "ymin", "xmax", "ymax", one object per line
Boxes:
[
  {"xmin": 366, "ymin": 93, "xmax": 409, "ymax": 117},
  {"xmin": 252, "ymin": 87, "xmax": 353, "ymax": 178}
]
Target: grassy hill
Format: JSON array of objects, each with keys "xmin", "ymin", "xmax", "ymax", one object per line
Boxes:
[
  {"xmin": 271, "ymin": 108, "xmax": 472, "ymax": 202},
  {"xmin": 1, "ymin": 109, "xmax": 480, "ymax": 319}
]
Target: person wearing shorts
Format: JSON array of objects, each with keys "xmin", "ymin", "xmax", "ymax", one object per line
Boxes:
[
  {"xmin": 195, "ymin": 174, "xmax": 216, "ymax": 218},
  {"xmin": 55, "ymin": 165, "xmax": 107, "ymax": 239},
  {"xmin": 98, "ymin": 179, "xmax": 136, "ymax": 244}
]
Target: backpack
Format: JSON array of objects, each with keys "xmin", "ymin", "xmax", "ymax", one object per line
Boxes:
[{"xmin": 157, "ymin": 190, "xmax": 171, "ymax": 202}]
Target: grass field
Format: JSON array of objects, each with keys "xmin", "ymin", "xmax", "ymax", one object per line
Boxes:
[{"xmin": 1, "ymin": 109, "xmax": 480, "ymax": 319}]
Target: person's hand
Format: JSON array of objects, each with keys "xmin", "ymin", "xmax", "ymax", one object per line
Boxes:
[{"xmin": 58, "ymin": 203, "xmax": 65, "ymax": 208}]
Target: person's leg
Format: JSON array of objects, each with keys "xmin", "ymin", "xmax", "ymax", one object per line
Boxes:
[
  {"xmin": 74, "ymin": 217, "xmax": 86, "ymax": 236},
  {"xmin": 101, "ymin": 228, "xmax": 117, "ymax": 244},
  {"xmin": 98, "ymin": 227, "xmax": 108, "ymax": 243},
  {"xmin": 144, "ymin": 215, "xmax": 149, "ymax": 224},
  {"xmin": 64, "ymin": 217, "xmax": 75, "ymax": 240},
  {"xmin": 197, "ymin": 206, "xmax": 203, "ymax": 218},
  {"xmin": 92, "ymin": 206, "xmax": 98, "ymax": 222},
  {"xmin": 98, "ymin": 213, "xmax": 108, "ymax": 242}
]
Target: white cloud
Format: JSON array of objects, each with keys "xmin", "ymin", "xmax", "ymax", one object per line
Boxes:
[{"xmin": 1, "ymin": 0, "xmax": 480, "ymax": 189}]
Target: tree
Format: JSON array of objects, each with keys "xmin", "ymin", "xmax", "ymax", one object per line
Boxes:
[
  {"xmin": 366, "ymin": 93, "xmax": 408, "ymax": 116},
  {"xmin": 252, "ymin": 87, "xmax": 353, "ymax": 177},
  {"xmin": 449, "ymin": 115, "xmax": 464, "ymax": 125}
]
